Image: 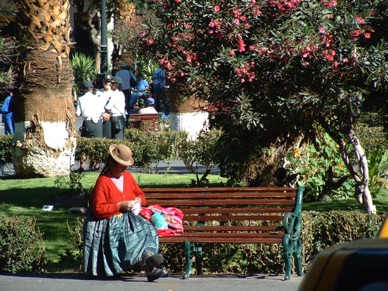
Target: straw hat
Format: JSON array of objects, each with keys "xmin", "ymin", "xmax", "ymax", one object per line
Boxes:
[{"xmin": 109, "ymin": 144, "xmax": 134, "ymax": 166}]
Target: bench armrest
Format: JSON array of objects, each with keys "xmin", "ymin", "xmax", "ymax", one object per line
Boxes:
[{"xmin": 283, "ymin": 186, "xmax": 304, "ymax": 236}]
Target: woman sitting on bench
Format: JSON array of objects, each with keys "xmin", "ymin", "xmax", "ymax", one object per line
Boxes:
[{"xmin": 83, "ymin": 144, "xmax": 167, "ymax": 282}]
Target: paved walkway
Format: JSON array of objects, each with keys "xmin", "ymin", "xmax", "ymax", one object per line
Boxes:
[{"xmin": 0, "ymin": 273, "xmax": 303, "ymax": 291}]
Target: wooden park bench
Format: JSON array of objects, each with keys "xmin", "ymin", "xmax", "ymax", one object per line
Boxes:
[
  {"xmin": 127, "ymin": 113, "xmax": 160, "ymax": 131},
  {"xmin": 142, "ymin": 186, "xmax": 304, "ymax": 280}
]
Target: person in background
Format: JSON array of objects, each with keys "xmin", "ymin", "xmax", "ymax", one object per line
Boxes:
[
  {"xmin": 83, "ymin": 144, "xmax": 167, "ymax": 282},
  {"xmin": 115, "ymin": 62, "xmax": 136, "ymax": 113},
  {"xmin": 93, "ymin": 73, "xmax": 105, "ymax": 91},
  {"xmin": 129, "ymin": 74, "xmax": 150, "ymax": 109},
  {"xmin": 106, "ymin": 76, "xmax": 126, "ymax": 140},
  {"xmin": 152, "ymin": 61, "xmax": 170, "ymax": 119},
  {"xmin": 75, "ymin": 81, "xmax": 103, "ymax": 138},
  {"xmin": 1, "ymin": 87, "xmax": 15, "ymax": 135},
  {"xmin": 96, "ymin": 74, "xmax": 114, "ymax": 138},
  {"xmin": 139, "ymin": 97, "xmax": 158, "ymax": 114}
]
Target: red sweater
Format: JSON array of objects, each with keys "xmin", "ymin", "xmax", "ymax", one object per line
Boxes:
[{"xmin": 92, "ymin": 171, "xmax": 146, "ymax": 219}]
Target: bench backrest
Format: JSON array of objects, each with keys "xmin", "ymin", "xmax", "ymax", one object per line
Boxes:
[
  {"xmin": 128, "ymin": 113, "xmax": 160, "ymax": 131},
  {"xmin": 143, "ymin": 187, "xmax": 303, "ymax": 243}
]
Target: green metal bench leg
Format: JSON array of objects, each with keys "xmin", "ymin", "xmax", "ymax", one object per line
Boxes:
[
  {"xmin": 193, "ymin": 243, "xmax": 203, "ymax": 275},
  {"xmin": 184, "ymin": 241, "xmax": 192, "ymax": 279},
  {"xmin": 283, "ymin": 234, "xmax": 303, "ymax": 280},
  {"xmin": 183, "ymin": 242, "xmax": 203, "ymax": 279},
  {"xmin": 283, "ymin": 235, "xmax": 292, "ymax": 281},
  {"xmin": 294, "ymin": 238, "xmax": 303, "ymax": 276}
]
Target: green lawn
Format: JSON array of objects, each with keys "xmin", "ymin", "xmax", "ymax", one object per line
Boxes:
[{"xmin": 1, "ymin": 171, "xmax": 387, "ymax": 272}]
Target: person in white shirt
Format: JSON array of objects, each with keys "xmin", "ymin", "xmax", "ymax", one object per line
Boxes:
[
  {"xmin": 105, "ymin": 76, "xmax": 126, "ymax": 140},
  {"xmin": 139, "ymin": 98, "xmax": 158, "ymax": 114},
  {"xmin": 96, "ymin": 74, "xmax": 115, "ymax": 138},
  {"xmin": 115, "ymin": 62, "xmax": 136, "ymax": 113},
  {"xmin": 76, "ymin": 81, "xmax": 103, "ymax": 137}
]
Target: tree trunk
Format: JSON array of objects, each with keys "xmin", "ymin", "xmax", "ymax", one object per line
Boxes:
[
  {"xmin": 169, "ymin": 82, "xmax": 209, "ymax": 140},
  {"xmin": 13, "ymin": 0, "xmax": 76, "ymax": 178},
  {"xmin": 347, "ymin": 131, "xmax": 376, "ymax": 213},
  {"xmin": 322, "ymin": 122, "xmax": 376, "ymax": 213}
]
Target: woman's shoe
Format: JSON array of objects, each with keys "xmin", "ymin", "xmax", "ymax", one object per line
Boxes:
[
  {"xmin": 140, "ymin": 254, "xmax": 164, "ymax": 270},
  {"xmin": 146, "ymin": 268, "xmax": 168, "ymax": 282}
]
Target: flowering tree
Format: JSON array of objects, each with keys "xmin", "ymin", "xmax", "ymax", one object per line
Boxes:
[{"xmin": 141, "ymin": 0, "xmax": 388, "ymax": 212}]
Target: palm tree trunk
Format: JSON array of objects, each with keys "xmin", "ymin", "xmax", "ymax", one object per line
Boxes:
[{"xmin": 13, "ymin": 0, "xmax": 76, "ymax": 177}]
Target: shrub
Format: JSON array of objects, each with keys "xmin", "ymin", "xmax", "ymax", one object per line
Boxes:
[
  {"xmin": 57, "ymin": 218, "xmax": 84, "ymax": 272},
  {"xmin": 70, "ymin": 52, "xmax": 97, "ymax": 97},
  {"xmin": 301, "ymin": 210, "xmax": 383, "ymax": 267},
  {"xmin": 0, "ymin": 216, "xmax": 46, "ymax": 273},
  {"xmin": 176, "ymin": 129, "xmax": 222, "ymax": 186},
  {"xmin": 0, "ymin": 135, "xmax": 13, "ymax": 164},
  {"xmin": 286, "ymin": 128, "xmax": 355, "ymax": 202}
]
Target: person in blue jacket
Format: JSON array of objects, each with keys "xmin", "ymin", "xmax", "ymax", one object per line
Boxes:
[{"xmin": 1, "ymin": 88, "xmax": 15, "ymax": 135}]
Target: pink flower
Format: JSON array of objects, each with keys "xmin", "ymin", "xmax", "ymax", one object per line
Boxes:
[
  {"xmin": 355, "ymin": 16, "xmax": 365, "ymax": 24},
  {"xmin": 319, "ymin": 27, "xmax": 326, "ymax": 34},
  {"xmin": 214, "ymin": 6, "xmax": 220, "ymax": 12},
  {"xmin": 351, "ymin": 30, "xmax": 361, "ymax": 40},
  {"xmin": 186, "ymin": 56, "xmax": 192, "ymax": 63},
  {"xmin": 238, "ymin": 40, "xmax": 246, "ymax": 52},
  {"xmin": 209, "ymin": 21, "xmax": 215, "ymax": 28},
  {"xmin": 234, "ymin": 19, "xmax": 240, "ymax": 26},
  {"xmin": 175, "ymin": 0, "xmax": 181, "ymax": 3},
  {"xmin": 364, "ymin": 33, "xmax": 371, "ymax": 39},
  {"xmin": 229, "ymin": 50, "xmax": 235, "ymax": 56}
]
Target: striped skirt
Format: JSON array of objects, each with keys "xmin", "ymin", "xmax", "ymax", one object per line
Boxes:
[{"xmin": 83, "ymin": 211, "xmax": 159, "ymax": 277}]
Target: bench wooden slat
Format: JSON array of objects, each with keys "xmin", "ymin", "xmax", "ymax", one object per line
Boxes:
[
  {"xmin": 184, "ymin": 225, "xmax": 282, "ymax": 231},
  {"xmin": 127, "ymin": 113, "xmax": 160, "ymax": 131},
  {"xmin": 143, "ymin": 187, "xmax": 298, "ymax": 192},
  {"xmin": 183, "ymin": 215, "xmax": 284, "ymax": 222},
  {"xmin": 176, "ymin": 232, "xmax": 284, "ymax": 238},
  {"xmin": 159, "ymin": 236, "xmax": 283, "ymax": 243},
  {"xmin": 146, "ymin": 199, "xmax": 295, "ymax": 206},
  {"xmin": 144, "ymin": 192, "xmax": 297, "ymax": 198},
  {"xmin": 182, "ymin": 208, "xmax": 293, "ymax": 214}
]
